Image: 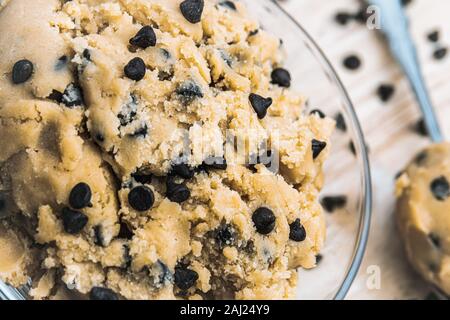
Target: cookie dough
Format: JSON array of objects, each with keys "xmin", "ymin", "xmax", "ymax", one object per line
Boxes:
[
  {"xmin": 396, "ymin": 143, "xmax": 450, "ymax": 296},
  {"xmin": 0, "ymin": 0, "xmax": 334, "ymax": 300}
]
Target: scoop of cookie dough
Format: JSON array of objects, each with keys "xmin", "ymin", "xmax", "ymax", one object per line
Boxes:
[
  {"xmin": 396, "ymin": 143, "xmax": 450, "ymax": 295},
  {"xmin": 0, "ymin": 0, "xmax": 334, "ymax": 300}
]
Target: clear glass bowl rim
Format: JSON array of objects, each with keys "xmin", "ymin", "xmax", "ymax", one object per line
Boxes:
[{"xmin": 269, "ymin": 1, "xmax": 373, "ymax": 299}]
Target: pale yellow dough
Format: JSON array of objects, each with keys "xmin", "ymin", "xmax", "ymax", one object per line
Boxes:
[
  {"xmin": 396, "ymin": 143, "xmax": 450, "ymax": 296},
  {"xmin": 0, "ymin": 0, "xmax": 334, "ymax": 300}
]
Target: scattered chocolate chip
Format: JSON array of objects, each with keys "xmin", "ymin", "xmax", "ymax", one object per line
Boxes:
[
  {"xmin": 166, "ymin": 179, "xmax": 190, "ymax": 203},
  {"xmin": 430, "ymin": 176, "xmax": 450, "ymax": 201},
  {"xmin": 310, "ymin": 109, "xmax": 326, "ymax": 118},
  {"xmin": 427, "ymin": 30, "xmax": 440, "ymax": 43},
  {"xmin": 118, "ymin": 221, "xmax": 134, "ymax": 240},
  {"xmin": 334, "ymin": 12, "xmax": 352, "ymax": 26},
  {"xmin": 176, "ymin": 81, "xmax": 204, "ymax": 105},
  {"xmin": 69, "ymin": 182, "xmax": 92, "ymax": 209},
  {"xmin": 377, "ymin": 84, "xmax": 395, "ymax": 102},
  {"xmin": 219, "ymin": 1, "xmax": 236, "ymax": 10},
  {"xmin": 62, "ymin": 83, "xmax": 84, "ymax": 107},
  {"xmin": 12, "ymin": 59, "xmax": 34, "ymax": 84},
  {"xmin": 401, "ymin": 0, "xmax": 413, "ymax": 7},
  {"xmin": 316, "ymin": 254, "xmax": 323, "ymax": 265},
  {"xmin": 171, "ymin": 163, "xmax": 194, "ymax": 179},
  {"xmin": 61, "ymin": 207, "xmax": 88, "ymax": 235},
  {"xmin": 429, "ymin": 233, "xmax": 441, "ymax": 248},
  {"xmin": 415, "ymin": 151, "xmax": 427, "ymax": 165},
  {"xmin": 414, "ymin": 118, "xmax": 428, "ymax": 136},
  {"xmin": 433, "ymin": 47, "xmax": 447, "ymax": 60},
  {"xmin": 343, "ymin": 55, "xmax": 361, "ymax": 70},
  {"xmin": 174, "ymin": 266, "xmax": 199, "ymax": 290},
  {"xmin": 94, "ymin": 225, "xmax": 104, "ymax": 247},
  {"xmin": 289, "ymin": 219, "xmax": 306, "ymax": 242},
  {"xmin": 252, "ymin": 207, "xmax": 276, "ymax": 235},
  {"xmin": 132, "ymin": 171, "xmax": 152, "ymax": 184},
  {"xmin": 215, "ymin": 224, "xmax": 235, "ymax": 247},
  {"xmin": 89, "ymin": 287, "xmax": 118, "ymax": 300},
  {"xmin": 321, "ymin": 196, "xmax": 347, "ymax": 213},
  {"xmin": 335, "ymin": 113, "xmax": 347, "ymax": 132},
  {"xmin": 55, "ymin": 56, "xmax": 68, "ymax": 71},
  {"xmin": 128, "ymin": 186, "xmax": 155, "ymax": 211},
  {"xmin": 158, "ymin": 69, "xmax": 174, "ymax": 81},
  {"xmin": 312, "ymin": 139, "xmax": 327, "ymax": 159},
  {"xmin": 180, "ymin": 0, "xmax": 204, "ymax": 24},
  {"xmin": 129, "ymin": 26, "xmax": 157, "ymax": 49},
  {"xmin": 349, "ymin": 141, "xmax": 356, "ymax": 155},
  {"xmin": 124, "ymin": 57, "xmax": 146, "ymax": 81},
  {"xmin": 271, "ymin": 68, "xmax": 291, "ymax": 88},
  {"xmin": 249, "ymin": 93, "xmax": 273, "ymax": 119}
]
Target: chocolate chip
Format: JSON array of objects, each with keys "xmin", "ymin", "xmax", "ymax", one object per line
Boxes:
[
  {"xmin": 335, "ymin": 12, "xmax": 352, "ymax": 26},
  {"xmin": 433, "ymin": 47, "xmax": 447, "ymax": 60},
  {"xmin": 132, "ymin": 171, "xmax": 152, "ymax": 184},
  {"xmin": 166, "ymin": 179, "xmax": 190, "ymax": 203},
  {"xmin": 62, "ymin": 83, "xmax": 84, "ymax": 107},
  {"xmin": 95, "ymin": 133, "xmax": 105, "ymax": 143},
  {"xmin": 316, "ymin": 254, "xmax": 323, "ymax": 265},
  {"xmin": 415, "ymin": 151, "xmax": 427, "ymax": 165},
  {"xmin": 430, "ymin": 176, "xmax": 450, "ymax": 201},
  {"xmin": 55, "ymin": 56, "xmax": 68, "ymax": 71},
  {"xmin": 174, "ymin": 266, "xmax": 198, "ymax": 290},
  {"xmin": 427, "ymin": 30, "xmax": 440, "ymax": 43},
  {"xmin": 215, "ymin": 224, "xmax": 235, "ymax": 247},
  {"xmin": 219, "ymin": 1, "xmax": 236, "ymax": 10},
  {"xmin": 310, "ymin": 109, "xmax": 326, "ymax": 118},
  {"xmin": 249, "ymin": 93, "xmax": 273, "ymax": 119},
  {"xmin": 118, "ymin": 94, "xmax": 138, "ymax": 126},
  {"xmin": 377, "ymin": 84, "xmax": 395, "ymax": 102},
  {"xmin": 271, "ymin": 68, "xmax": 291, "ymax": 88},
  {"xmin": 12, "ymin": 59, "xmax": 34, "ymax": 84},
  {"xmin": 312, "ymin": 139, "xmax": 327, "ymax": 159},
  {"xmin": 248, "ymin": 29, "xmax": 259, "ymax": 37},
  {"xmin": 62, "ymin": 207, "xmax": 88, "ymax": 235},
  {"xmin": 171, "ymin": 163, "xmax": 194, "ymax": 179},
  {"xmin": 252, "ymin": 207, "xmax": 276, "ymax": 235},
  {"xmin": 335, "ymin": 113, "xmax": 347, "ymax": 132},
  {"xmin": 128, "ymin": 186, "xmax": 155, "ymax": 211},
  {"xmin": 321, "ymin": 196, "xmax": 347, "ymax": 213},
  {"xmin": 94, "ymin": 225, "xmax": 104, "ymax": 247},
  {"xmin": 176, "ymin": 81, "xmax": 204, "ymax": 105},
  {"xmin": 118, "ymin": 221, "xmax": 134, "ymax": 240},
  {"xmin": 130, "ymin": 26, "xmax": 157, "ymax": 49},
  {"xmin": 201, "ymin": 156, "xmax": 228, "ymax": 170},
  {"xmin": 414, "ymin": 118, "xmax": 428, "ymax": 136},
  {"xmin": 130, "ymin": 124, "xmax": 148, "ymax": 138},
  {"xmin": 83, "ymin": 49, "xmax": 91, "ymax": 61},
  {"xmin": 401, "ymin": 0, "xmax": 413, "ymax": 7},
  {"xmin": 69, "ymin": 182, "xmax": 92, "ymax": 209},
  {"xmin": 47, "ymin": 90, "xmax": 63, "ymax": 103},
  {"xmin": 89, "ymin": 287, "xmax": 118, "ymax": 300},
  {"xmin": 124, "ymin": 57, "xmax": 146, "ymax": 81},
  {"xmin": 429, "ymin": 233, "xmax": 441, "ymax": 248},
  {"xmin": 343, "ymin": 55, "xmax": 361, "ymax": 70},
  {"xmin": 180, "ymin": 0, "xmax": 204, "ymax": 24},
  {"xmin": 0, "ymin": 195, "xmax": 5, "ymax": 211},
  {"xmin": 289, "ymin": 219, "xmax": 306, "ymax": 242}
]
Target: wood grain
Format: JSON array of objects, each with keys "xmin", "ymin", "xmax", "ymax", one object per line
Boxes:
[{"xmin": 279, "ymin": 0, "xmax": 450, "ymax": 299}]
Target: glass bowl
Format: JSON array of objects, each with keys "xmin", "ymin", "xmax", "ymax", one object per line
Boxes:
[{"xmin": 0, "ymin": 0, "xmax": 372, "ymax": 300}]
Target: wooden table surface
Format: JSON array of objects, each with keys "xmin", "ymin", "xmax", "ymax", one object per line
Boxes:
[{"xmin": 278, "ymin": 0, "xmax": 450, "ymax": 299}]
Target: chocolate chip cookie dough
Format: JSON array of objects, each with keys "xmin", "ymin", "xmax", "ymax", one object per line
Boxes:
[
  {"xmin": 0, "ymin": 0, "xmax": 335, "ymax": 300},
  {"xmin": 396, "ymin": 143, "xmax": 450, "ymax": 296}
]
